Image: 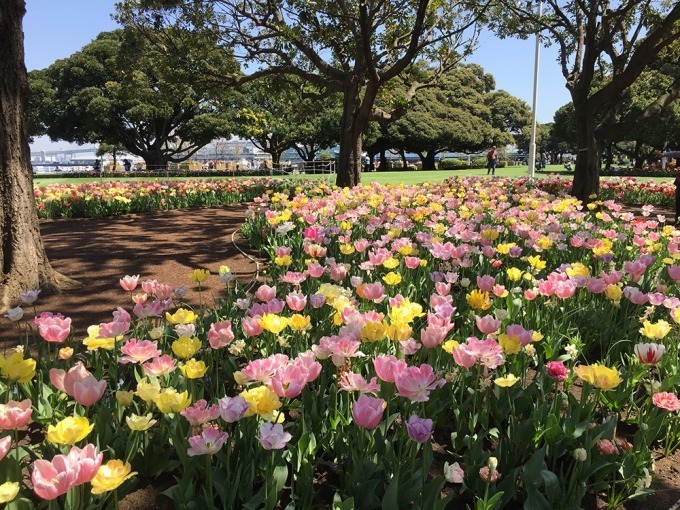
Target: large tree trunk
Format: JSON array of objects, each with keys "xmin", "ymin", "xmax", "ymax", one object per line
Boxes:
[
  {"xmin": 143, "ymin": 152, "xmax": 169, "ymax": 171},
  {"xmin": 0, "ymin": 0, "xmax": 76, "ymax": 310},
  {"xmin": 379, "ymin": 149, "xmax": 387, "ymax": 171},
  {"xmin": 571, "ymin": 99, "xmax": 601, "ymax": 202},
  {"xmin": 422, "ymin": 151, "xmax": 436, "ymax": 170},
  {"xmin": 336, "ymin": 82, "xmax": 366, "ymax": 188}
]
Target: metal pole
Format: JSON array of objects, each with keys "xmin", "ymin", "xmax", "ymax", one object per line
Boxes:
[{"xmin": 527, "ymin": 1, "xmax": 542, "ymax": 178}]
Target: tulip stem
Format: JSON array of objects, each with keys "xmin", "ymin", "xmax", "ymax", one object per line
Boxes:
[
  {"xmin": 13, "ymin": 428, "xmax": 20, "ymax": 482},
  {"xmin": 206, "ymin": 455, "xmax": 214, "ymax": 508}
]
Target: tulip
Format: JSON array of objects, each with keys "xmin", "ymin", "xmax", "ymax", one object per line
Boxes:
[
  {"xmin": 652, "ymin": 392, "xmax": 680, "ymax": 412},
  {"xmin": 207, "ymin": 320, "xmax": 234, "ymax": 349},
  {"xmin": 4, "ymin": 307, "xmax": 23, "ymax": 321},
  {"xmin": 116, "ymin": 391, "xmax": 135, "ymax": 407},
  {"xmin": 372, "ymin": 355, "xmax": 406, "ymax": 383},
  {"xmin": 67, "ymin": 444, "xmax": 103, "ymax": 485},
  {"xmin": 395, "ymin": 364, "xmax": 446, "ymax": 402},
  {"xmin": 634, "ymin": 343, "xmax": 665, "ymax": 365},
  {"xmin": 573, "ymin": 364, "xmax": 622, "ymax": 391},
  {"xmin": 171, "ymin": 336, "xmax": 201, "ymax": 359},
  {"xmin": 218, "ymin": 396, "xmax": 250, "ymax": 423},
  {"xmin": 494, "ymin": 374, "xmax": 520, "ymax": 387},
  {"xmin": 258, "ymin": 422, "xmax": 292, "ymax": 450},
  {"xmin": 351, "ymin": 395, "xmax": 385, "ymax": 430},
  {"xmin": 0, "ymin": 351, "xmax": 36, "ymax": 383},
  {"xmin": 0, "ymin": 399, "xmax": 32, "ymax": 430},
  {"xmin": 143, "ymin": 355, "xmax": 177, "ymax": 377},
  {"xmin": 154, "ymin": 388, "xmax": 192, "ymax": 414},
  {"xmin": 255, "ymin": 285, "xmax": 277, "ymax": 302},
  {"xmin": 180, "ymin": 400, "xmax": 220, "ymax": 426},
  {"xmin": 19, "ymin": 288, "xmax": 41, "ymax": 304},
  {"xmin": 188, "ymin": 268, "xmax": 210, "ymax": 283},
  {"xmin": 188, "ymin": 427, "xmax": 229, "ymax": 456},
  {"xmin": 119, "ymin": 339, "xmax": 161, "ymax": 364},
  {"xmin": 47, "ymin": 416, "xmax": 94, "ymax": 445},
  {"xmin": 443, "ymin": 462, "xmax": 464, "ymax": 483},
  {"xmin": 73, "ymin": 376, "xmax": 107, "ymax": 407},
  {"xmin": 0, "ymin": 481, "xmax": 19, "ymax": 504},
  {"xmin": 405, "ymin": 415, "xmax": 433, "ymax": 444},
  {"xmin": 119, "ymin": 274, "xmax": 140, "ymax": 291},
  {"xmin": 546, "ymin": 361, "xmax": 570, "ymax": 381},
  {"xmin": 90, "ymin": 460, "xmax": 137, "ymax": 494},
  {"xmin": 475, "ymin": 314, "xmax": 501, "ymax": 335},
  {"xmin": 0, "ymin": 436, "xmax": 11, "ymax": 461},
  {"xmin": 180, "ymin": 359, "xmax": 208, "ymax": 379},
  {"xmin": 32, "ymin": 455, "xmax": 78, "ymax": 500},
  {"xmin": 126, "ymin": 413, "xmax": 157, "ymax": 431},
  {"xmin": 38, "ymin": 315, "xmax": 72, "ymax": 343}
]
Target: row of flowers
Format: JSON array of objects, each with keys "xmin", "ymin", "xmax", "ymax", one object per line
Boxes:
[
  {"xmin": 1, "ymin": 176, "xmax": 678, "ymax": 509},
  {"xmin": 32, "ymin": 174, "xmax": 677, "ymax": 220}
]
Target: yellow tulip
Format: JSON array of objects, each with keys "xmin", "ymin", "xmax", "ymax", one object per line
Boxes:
[
  {"xmin": 90, "ymin": 460, "xmax": 137, "ymax": 495},
  {"xmin": 154, "ymin": 388, "xmax": 191, "ymax": 414},
  {"xmin": 0, "ymin": 481, "xmax": 19, "ymax": 504},
  {"xmin": 116, "ymin": 391, "xmax": 135, "ymax": 407},
  {"xmin": 466, "ymin": 289, "xmax": 491, "ymax": 311},
  {"xmin": 442, "ymin": 340, "xmax": 460, "ymax": 354},
  {"xmin": 259, "ymin": 314, "xmax": 289, "ymax": 334},
  {"xmin": 82, "ymin": 325, "xmax": 117, "ymax": 351},
  {"xmin": 498, "ymin": 334, "xmax": 522, "ymax": 355},
  {"xmin": 0, "ymin": 351, "xmax": 36, "ymax": 383},
  {"xmin": 188, "ymin": 268, "xmax": 210, "ymax": 283},
  {"xmin": 604, "ymin": 284, "xmax": 623, "ymax": 302},
  {"xmin": 240, "ymin": 386, "xmax": 281, "ymax": 421},
  {"xmin": 566, "ymin": 263, "xmax": 590, "ymax": 278},
  {"xmin": 274, "ymin": 255, "xmax": 292, "ymax": 266},
  {"xmin": 288, "ymin": 314, "xmax": 311, "ymax": 331},
  {"xmin": 165, "ymin": 308, "xmax": 198, "ymax": 325},
  {"xmin": 360, "ymin": 321, "xmax": 387, "ymax": 343},
  {"xmin": 179, "ymin": 359, "xmax": 207, "ymax": 379},
  {"xmin": 573, "ymin": 364, "xmax": 622, "ymax": 390},
  {"xmin": 382, "ymin": 272, "xmax": 402, "ymax": 286},
  {"xmin": 527, "ymin": 255, "xmax": 546, "ymax": 271},
  {"xmin": 47, "ymin": 416, "xmax": 94, "ymax": 445},
  {"xmin": 126, "ymin": 413, "xmax": 157, "ymax": 431},
  {"xmin": 494, "ymin": 374, "xmax": 520, "ymax": 387},
  {"xmin": 172, "ymin": 336, "xmax": 202, "ymax": 359},
  {"xmin": 382, "ymin": 258, "xmax": 400, "ymax": 269},
  {"xmin": 135, "ymin": 379, "xmax": 161, "ymax": 403},
  {"xmin": 506, "ymin": 267, "xmax": 524, "ymax": 282},
  {"xmin": 639, "ymin": 320, "xmax": 671, "ymax": 340}
]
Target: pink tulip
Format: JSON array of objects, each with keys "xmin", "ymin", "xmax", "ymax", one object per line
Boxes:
[
  {"xmin": 293, "ymin": 351, "xmax": 322, "ymax": 383},
  {"xmin": 339, "ymin": 372, "xmax": 380, "ymax": 394},
  {"xmin": 420, "ymin": 325, "xmax": 448, "ymax": 348},
  {"xmin": 652, "ymin": 392, "xmax": 680, "ymax": 412},
  {"xmin": 307, "ymin": 262, "xmax": 326, "ymax": 278},
  {"xmin": 133, "ymin": 301, "xmax": 163, "ymax": 319},
  {"xmin": 395, "ymin": 364, "xmax": 446, "ymax": 402},
  {"xmin": 153, "ymin": 283, "xmax": 173, "ymax": 301},
  {"xmin": 67, "ymin": 444, "xmax": 103, "ymax": 485},
  {"xmin": 32, "ymin": 455, "xmax": 78, "ymax": 500},
  {"xmin": 55, "ymin": 362, "xmax": 91, "ymax": 396},
  {"xmin": 187, "ymin": 427, "xmax": 229, "ymax": 456},
  {"xmin": 475, "ymin": 315, "xmax": 501, "ymax": 335},
  {"xmin": 285, "ymin": 292, "xmax": 307, "ymax": 312},
  {"xmin": 452, "ymin": 343, "xmax": 478, "ymax": 368},
  {"xmin": 623, "ymin": 286, "xmax": 648, "ymax": 305},
  {"xmin": 255, "ymin": 285, "xmax": 277, "ymax": 302},
  {"xmin": 119, "ymin": 339, "xmax": 161, "ymax": 364},
  {"xmin": 476, "ymin": 275, "xmax": 496, "ymax": 292},
  {"xmin": 143, "ymin": 355, "xmax": 177, "ymax": 377},
  {"xmin": 435, "ymin": 282, "xmax": 451, "ymax": 295},
  {"xmin": 240, "ymin": 355, "xmax": 290, "ymax": 384},
  {"xmin": 258, "ymin": 423, "xmax": 292, "ymax": 450},
  {"xmin": 373, "ymin": 355, "xmax": 407, "ymax": 383},
  {"xmin": 98, "ymin": 320, "xmax": 129, "ymax": 338},
  {"xmin": 546, "ymin": 361, "xmax": 570, "ymax": 382},
  {"xmin": 180, "ymin": 400, "xmax": 221, "ymax": 426},
  {"xmin": 404, "ymin": 257, "xmax": 421, "ymax": 269},
  {"xmin": 555, "ymin": 280, "xmax": 577, "ymax": 299},
  {"xmin": 38, "ymin": 315, "xmax": 71, "ymax": 343},
  {"xmin": 585, "ymin": 278, "xmax": 607, "ymax": 294},
  {"xmin": 0, "ymin": 436, "xmax": 11, "ymax": 461},
  {"xmin": 668, "ymin": 265, "xmax": 680, "ymax": 282},
  {"xmin": 0, "ymin": 399, "xmax": 32, "ymax": 430},
  {"xmin": 309, "ymin": 293, "xmax": 326, "ymax": 308},
  {"xmin": 73, "ymin": 376, "xmax": 107, "ymax": 407},
  {"xmin": 505, "ymin": 325, "xmax": 533, "ymax": 347},
  {"xmin": 362, "ymin": 282, "xmax": 386, "ymax": 302},
  {"xmin": 119, "ymin": 274, "xmax": 140, "ymax": 291},
  {"xmin": 242, "ymin": 316, "xmax": 264, "ymax": 337},
  {"xmin": 271, "ymin": 364, "xmax": 308, "ymax": 398},
  {"xmin": 113, "ymin": 307, "xmax": 132, "ymax": 323},
  {"xmin": 634, "ymin": 343, "xmax": 665, "ymax": 365},
  {"xmin": 352, "ymin": 395, "xmax": 385, "ymax": 430},
  {"xmin": 208, "ymin": 320, "xmax": 235, "ymax": 349},
  {"xmin": 141, "ymin": 278, "xmax": 159, "ymax": 294}
]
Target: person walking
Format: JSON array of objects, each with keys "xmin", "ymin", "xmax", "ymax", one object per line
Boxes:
[{"xmin": 486, "ymin": 146, "xmax": 498, "ymax": 176}]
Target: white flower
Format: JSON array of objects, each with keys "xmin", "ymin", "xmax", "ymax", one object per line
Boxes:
[
  {"xmin": 19, "ymin": 289, "xmax": 41, "ymax": 304},
  {"xmin": 494, "ymin": 309, "xmax": 509, "ymax": 321},
  {"xmin": 149, "ymin": 326, "xmax": 164, "ymax": 340},
  {"xmin": 175, "ymin": 323, "xmax": 196, "ymax": 337},
  {"xmin": 4, "ymin": 307, "xmax": 24, "ymax": 321},
  {"xmin": 443, "ymin": 462, "xmax": 464, "ymax": 484},
  {"xmin": 460, "ymin": 278, "xmax": 471, "ymax": 288},
  {"xmin": 565, "ymin": 343, "xmax": 579, "ymax": 360},
  {"xmin": 573, "ymin": 448, "xmax": 587, "ymax": 462},
  {"xmin": 488, "ymin": 457, "xmax": 498, "ymax": 471}
]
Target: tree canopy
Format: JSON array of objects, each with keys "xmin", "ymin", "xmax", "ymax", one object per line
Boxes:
[
  {"xmin": 29, "ymin": 29, "xmax": 238, "ymax": 169},
  {"xmin": 118, "ymin": 0, "xmax": 486, "ymax": 186}
]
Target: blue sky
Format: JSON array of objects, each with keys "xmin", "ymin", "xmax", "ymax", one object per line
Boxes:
[{"xmin": 24, "ymin": 0, "xmax": 571, "ymax": 151}]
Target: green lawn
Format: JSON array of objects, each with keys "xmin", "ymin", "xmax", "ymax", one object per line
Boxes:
[{"xmin": 33, "ymin": 164, "xmax": 674, "ymax": 187}]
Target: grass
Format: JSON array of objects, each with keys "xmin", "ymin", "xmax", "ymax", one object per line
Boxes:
[{"xmin": 33, "ymin": 164, "xmax": 675, "ymax": 186}]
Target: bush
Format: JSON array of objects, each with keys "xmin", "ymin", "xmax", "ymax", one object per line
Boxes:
[{"xmin": 438, "ymin": 158, "xmax": 470, "ymax": 170}]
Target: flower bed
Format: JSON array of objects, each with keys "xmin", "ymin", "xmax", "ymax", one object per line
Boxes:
[
  {"xmin": 34, "ymin": 178, "xmax": 291, "ymax": 219},
  {"xmin": 2, "ymin": 177, "xmax": 679, "ymax": 508}
]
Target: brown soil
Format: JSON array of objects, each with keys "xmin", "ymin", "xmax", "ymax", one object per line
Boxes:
[
  {"xmin": 2, "ymin": 202, "xmax": 679, "ymax": 509},
  {"xmin": 0, "ymin": 205, "xmax": 261, "ymax": 345}
]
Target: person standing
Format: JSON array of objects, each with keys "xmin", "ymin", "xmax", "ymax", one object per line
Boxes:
[{"xmin": 486, "ymin": 146, "xmax": 498, "ymax": 175}]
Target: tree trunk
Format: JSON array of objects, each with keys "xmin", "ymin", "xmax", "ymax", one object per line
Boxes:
[
  {"xmin": 143, "ymin": 152, "xmax": 168, "ymax": 171},
  {"xmin": 422, "ymin": 151, "xmax": 437, "ymax": 170},
  {"xmin": 571, "ymin": 99, "xmax": 601, "ymax": 202},
  {"xmin": 0, "ymin": 0, "xmax": 76, "ymax": 310},
  {"xmin": 336, "ymin": 82, "xmax": 366, "ymax": 188},
  {"xmin": 400, "ymin": 150, "xmax": 408, "ymax": 170},
  {"xmin": 379, "ymin": 149, "xmax": 387, "ymax": 171}
]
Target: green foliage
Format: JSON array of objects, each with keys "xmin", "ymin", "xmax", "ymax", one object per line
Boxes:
[{"xmin": 28, "ymin": 29, "xmax": 238, "ymax": 168}]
